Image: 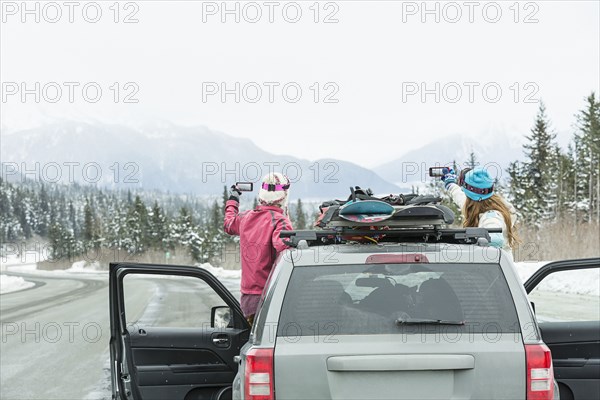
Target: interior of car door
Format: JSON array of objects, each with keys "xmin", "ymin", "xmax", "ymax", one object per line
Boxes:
[
  {"xmin": 524, "ymin": 258, "xmax": 600, "ymax": 400},
  {"xmin": 109, "ymin": 263, "xmax": 250, "ymax": 400}
]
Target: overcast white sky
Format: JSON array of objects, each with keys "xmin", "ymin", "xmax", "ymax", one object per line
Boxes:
[{"xmin": 1, "ymin": 0, "xmax": 599, "ymax": 167}]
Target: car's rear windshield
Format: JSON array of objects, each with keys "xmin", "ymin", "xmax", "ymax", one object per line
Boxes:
[{"xmin": 277, "ymin": 263, "xmax": 520, "ymax": 336}]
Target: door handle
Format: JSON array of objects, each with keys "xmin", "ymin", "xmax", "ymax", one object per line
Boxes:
[
  {"xmin": 213, "ymin": 337, "xmax": 229, "ymax": 345},
  {"xmin": 327, "ymin": 355, "xmax": 475, "ymax": 371},
  {"xmin": 234, "ymin": 355, "xmax": 241, "ymax": 364}
]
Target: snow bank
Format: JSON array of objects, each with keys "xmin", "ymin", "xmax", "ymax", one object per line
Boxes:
[
  {"xmin": 1, "ymin": 253, "xmax": 21, "ymax": 268},
  {"xmin": 66, "ymin": 261, "xmax": 106, "ymax": 273},
  {"xmin": 1, "ymin": 254, "xmax": 38, "ymax": 272},
  {"xmin": 0, "ymin": 247, "xmax": 48, "ymax": 266},
  {"xmin": 0, "ymin": 274, "xmax": 35, "ymax": 294},
  {"xmin": 1, "ymin": 249, "xmax": 46, "ymax": 272},
  {"xmin": 532, "ymin": 268, "xmax": 599, "ymax": 296},
  {"xmin": 515, "ymin": 261, "xmax": 549, "ymax": 282},
  {"xmin": 1, "ymin": 262, "xmax": 37, "ymax": 273},
  {"xmin": 197, "ymin": 263, "xmax": 241, "ymax": 280},
  {"xmin": 515, "ymin": 261, "xmax": 599, "ymax": 296}
]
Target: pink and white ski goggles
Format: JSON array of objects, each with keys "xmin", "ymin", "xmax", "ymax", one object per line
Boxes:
[{"xmin": 261, "ymin": 182, "xmax": 291, "ymax": 192}]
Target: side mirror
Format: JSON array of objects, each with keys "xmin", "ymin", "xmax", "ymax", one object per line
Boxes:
[
  {"xmin": 530, "ymin": 301, "xmax": 536, "ymax": 314},
  {"xmin": 211, "ymin": 306, "xmax": 233, "ymax": 328}
]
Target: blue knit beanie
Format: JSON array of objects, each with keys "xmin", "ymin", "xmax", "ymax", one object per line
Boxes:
[{"xmin": 462, "ymin": 167, "xmax": 495, "ymax": 201}]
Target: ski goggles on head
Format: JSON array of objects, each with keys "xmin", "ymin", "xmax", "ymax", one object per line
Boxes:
[
  {"xmin": 261, "ymin": 182, "xmax": 290, "ymax": 191},
  {"xmin": 462, "ymin": 182, "xmax": 494, "ymax": 196}
]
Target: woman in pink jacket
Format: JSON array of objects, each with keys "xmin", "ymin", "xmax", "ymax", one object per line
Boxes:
[{"xmin": 223, "ymin": 173, "xmax": 293, "ymax": 325}]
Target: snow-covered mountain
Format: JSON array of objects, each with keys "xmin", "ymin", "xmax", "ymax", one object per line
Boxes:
[
  {"xmin": 374, "ymin": 133, "xmax": 523, "ymax": 187},
  {"xmin": 0, "ymin": 121, "xmax": 401, "ymax": 199}
]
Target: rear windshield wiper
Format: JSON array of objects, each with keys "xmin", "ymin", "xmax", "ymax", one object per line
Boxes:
[{"xmin": 395, "ymin": 318, "xmax": 465, "ymax": 326}]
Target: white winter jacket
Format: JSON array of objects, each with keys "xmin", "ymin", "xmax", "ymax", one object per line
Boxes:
[{"xmin": 447, "ymin": 183, "xmax": 517, "ymax": 257}]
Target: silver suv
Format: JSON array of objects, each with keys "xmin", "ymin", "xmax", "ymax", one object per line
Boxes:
[{"xmin": 109, "ymin": 240, "xmax": 599, "ymax": 400}]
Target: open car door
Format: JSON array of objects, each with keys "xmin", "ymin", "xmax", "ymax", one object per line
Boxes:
[
  {"xmin": 524, "ymin": 258, "xmax": 600, "ymax": 400},
  {"xmin": 109, "ymin": 263, "xmax": 250, "ymax": 400}
]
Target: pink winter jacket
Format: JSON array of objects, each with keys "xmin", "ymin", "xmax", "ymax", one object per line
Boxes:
[{"xmin": 223, "ymin": 200, "xmax": 293, "ymax": 295}]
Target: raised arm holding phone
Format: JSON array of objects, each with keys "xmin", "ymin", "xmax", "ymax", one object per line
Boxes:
[{"xmin": 223, "ymin": 173, "xmax": 293, "ymax": 325}]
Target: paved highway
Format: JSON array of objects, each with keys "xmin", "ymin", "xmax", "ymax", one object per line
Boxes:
[{"xmin": 0, "ymin": 268, "xmax": 240, "ymax": 400}]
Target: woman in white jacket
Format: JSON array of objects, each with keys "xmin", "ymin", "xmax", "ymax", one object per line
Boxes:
[{"xmin": 442, "ymin": 167, "xmax": 520, "ymax": 258}]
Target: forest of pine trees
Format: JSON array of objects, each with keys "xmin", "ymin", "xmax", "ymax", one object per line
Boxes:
[
  {"xmin": 421, "ymin": 93, "xmax": 599, "ymax": 237},
  {"xmin": 400, "ymin": 92, "xmax": 598, "ymax": 260},
  {"xmin": 507, "ymin": 93, "xmax": 600, "ymax": 227},
  {"xmin": 0, "ymin": 179, "xmax": 312, "ymax": 267},
  {"xmin": 422, "ymin": 93, "xmax": 600, "ymax": 241},
  {"xmin": 0, "ymin": 180, "xmax": 236, "ymax": 265}
]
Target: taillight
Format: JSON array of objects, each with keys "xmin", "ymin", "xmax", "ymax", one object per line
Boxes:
[
  {"xmin": 525, "ymin": 344, "xmax": 554, "ymax": 400},
  {"xmin": 245, "ymin": 348, "xmax": 275, "ymax": 400}
]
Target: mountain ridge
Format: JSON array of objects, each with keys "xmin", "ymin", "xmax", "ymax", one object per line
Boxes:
[
  {"xmin": 374, "ymin": 133, "xmax": 522, "ymax": 185},
  {"xmin": 1, "ymin": 120, "xmax": 403, "ymax": 198}
]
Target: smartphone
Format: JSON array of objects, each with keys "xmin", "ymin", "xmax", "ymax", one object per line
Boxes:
[
  {"xmin": 235, "ymin": 182, "xmax": 254, "ymax": 192},
  {"xmin": 428, "ymin": 167, "xmax": 448, "ymax": 177}
]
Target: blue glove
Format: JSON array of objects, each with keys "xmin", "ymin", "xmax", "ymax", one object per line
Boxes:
[
  {"xmin": 441, "ymin": 168, "xmax": 458, "ymax": 189},
  {"xmin": 228, "ymin": 185, "xmax": 241, "ymax": 201}
]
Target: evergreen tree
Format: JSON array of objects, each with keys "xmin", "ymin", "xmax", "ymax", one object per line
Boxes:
[
  {"xmin": 48, "ymin": 221, "xmax": 80, "ymax": 261},
  {"xmin": 220, "ymin": 185, "xmax": 235, "ymax": 245},
  {"xmin": 519, "ymin": 102, "xmax": 560, "ymax": 223},
  {"xmin": 62, "ymin": 227, "xmax": 80, "ymax": 261},
  {"xmin": 554, "ymin": 149, "xmax": 574, "ymax": 219},
  {"xmin": 69, "ymin": 201, "xmax": 80, "ymax": 240},
  {"xmin": 294, "ymin": 199, "xmax": 307, "ymax": 229},
  {"xmin": 13, "ymin": 188, "xmax": 33, "ymax": 239},
  {"xmin": 90, "ymin": 196, "xmax": 103, "ymax": 247},
  {"xmin": 48, "ymin": 222, "xmax": 64, "ymax": 260},
  {"xmin": 211, "ymin": 200, "xmax": 222, "ymax": 233},
  {"xmin": 574, "ymin": 92, "xmax": 600, "ymax": 222},
  {"xmin": 149, "ymin": 201, "xmax": 169, "ymax": 250},
  {"xmin": 174, "ymin": 207, "xmax": 204, "ymax": 262},
  {"xmin": 106, "ymin": 200, "xmax": 126, "ymax": 250},
  {"xmin": 83, "ymin": 198, "xmax": 101, "ymax": 249},
  {"xmin": 222, "ymin": 185, "xmax": 229, "ymax": 211},
  {"xmin": 0, "ymin": 180, "xmax": 23, "ymax": 241},
  {"xmin": 123, "ymin": 196, "xmax": 149, "ymax": 253},
  {"xmin": 57, "ymin": 193, "xmax": 68, "ymax": 227},
  {"xmin": 37, "ymin": 184, "xmax": 50, "ymax": 236},
  {"xmin": 507, "ymin": 160, "xmax": 529, "ymax": 222},
  {"xmin": 202, "ymin": 200, "xmax": 224, "ymax": 263},
  {"xmin": 467, "ymin": 151, "xmax": 478, "ymax": 169},
  {"xmin": 83, "ymin": 200, "xmax": 93, "ymax": 242}
]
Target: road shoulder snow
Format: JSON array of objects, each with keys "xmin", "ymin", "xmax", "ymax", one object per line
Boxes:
[{"xmin": 0, "ymin": 274, "xmax": 36, "ymax": 294}]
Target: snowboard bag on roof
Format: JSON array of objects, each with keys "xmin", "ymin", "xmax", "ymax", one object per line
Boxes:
[
  {"xmin": 338, "ymin": 199, "xmax": 395, "ymax": 223},
  {"xmin": 314, "ymin": 186, "xmax": 455, "ymax": 228}
]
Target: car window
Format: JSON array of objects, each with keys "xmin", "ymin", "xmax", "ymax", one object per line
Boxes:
[
  {"xmin": 529, "ymin": 267, "xmax": 600, "ymax": 322},
  {"xmin": 277, "ymin": 263, "xmax": 520, "ymax": 336},
  {"xmin": 123, "ymin": 273, "xmax": 230, "ymax": 329}
]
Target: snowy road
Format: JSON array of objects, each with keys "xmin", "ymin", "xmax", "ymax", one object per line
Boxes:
[
  {"xmin": 1, "ymin": 271, "xmax": 116, "ymax": 400},
  {"xmin": 0, "ymin": 268, "xmax": 241, "ymax": 400}
]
